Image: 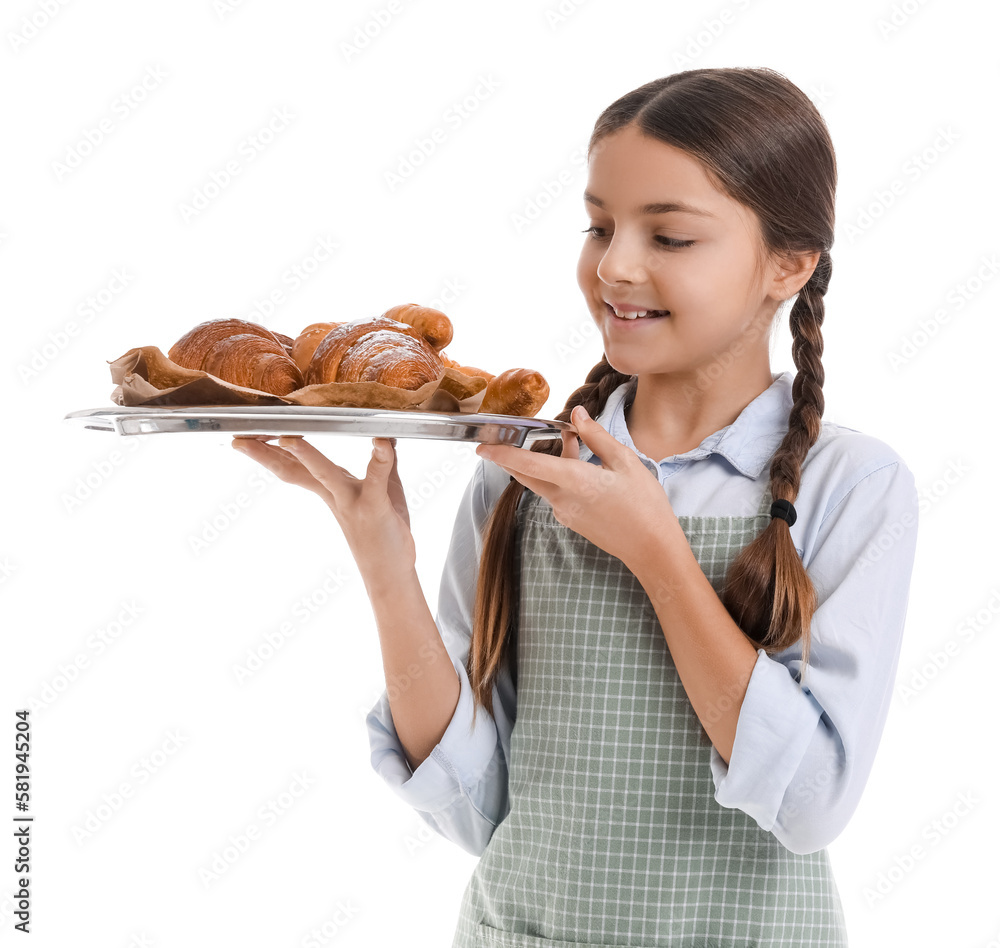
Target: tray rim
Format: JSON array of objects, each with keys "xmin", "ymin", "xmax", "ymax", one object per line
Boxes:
[
  {"xmin": 65, "ymin": 404, "xmax": 575, "ymax": 427},
  {"xmin": 63, "ymin": 405, "xmax": 577, "ymax": 443}
]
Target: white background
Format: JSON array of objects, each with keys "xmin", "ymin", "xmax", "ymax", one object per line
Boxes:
[{"xmin": 3, "ymin": 0, "xmax": 999, "ymax": 945}]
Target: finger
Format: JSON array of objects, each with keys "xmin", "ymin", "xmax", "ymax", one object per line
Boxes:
[
  {"xmin": 273, "ymin": 437, "xmax": 362, "ymax": 504},
  {"xmin": 368, "ymin": 438, "xmax": 409, "ymax": 524},
  {"xmin": 370, "ymin": 437, "xmax": 397, "ymax": 471},
  {"xmin": 478, "ymin": 446, "xmax": 561, "ymax": 501},
  {"xmin": 496, "ymin": 462, "xmax": 554, "ymax": 500},
  {"xmin": 387, "ymin": 438, "xmax": 410, "ymax": 526},
  {"xmin": 561, "ymin": 428, "xmax": 580, "ymax": 461},
  {"xmin": 569, "ymin": 405, "xmax": 628, "ymax": 471},
  {"xmin": 477, "ymin": 442, "xmax": 565, "ymax": 487},
  {"xmin": 232, "ymin": 436, "xmax": 316, "ymax": 474},
  {"xmin": 365, "ymin": 437, "xmax": 395, "ymax": 483},
  {"xmin": 277, "ymin": 437, "xmax": 356, "ymax": 492},
  {"xmin": 232, "ymin": 434, "xmax": 294, "ymax": 460},
  {"xmin": 276, "ymin": 436, "xmax": 333, "ymax": 464},
  {"xmin": 234, "ymin": 435, "xmax": 299, "ymax": 458},
  {"xmin": 231, "ymin": 437, "xmax": 335, "ymax": 497}
]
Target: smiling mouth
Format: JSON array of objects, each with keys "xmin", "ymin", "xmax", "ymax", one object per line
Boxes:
[{"xmin": 605, "ymin": 302, "xmax": 671, "ymax": 320}]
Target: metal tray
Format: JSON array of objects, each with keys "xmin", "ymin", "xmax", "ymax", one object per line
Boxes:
[{"xmin": 64, "ymin": 405, "xmax": 575, "ymax": 447}]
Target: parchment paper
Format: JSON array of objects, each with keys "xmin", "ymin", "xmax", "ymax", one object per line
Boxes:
[{"xmin": 107, "ymin": 346, "xmax": 490, "ymax": 414}]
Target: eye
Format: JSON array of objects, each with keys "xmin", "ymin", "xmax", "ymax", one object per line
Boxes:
[
  {"xmin": 581, "ymin": 226, "xmax": 694, "ymax": 249},
  {"xmin": 655, "ymin": 236, "xmax": 696, "ymax": 249}
]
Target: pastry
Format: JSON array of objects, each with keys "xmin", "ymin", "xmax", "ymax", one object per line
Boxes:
[
  {"xmin": 272, "ymin": 330, "xmax": 295, "ymax": 359},
  {"xmin": 159, "ymin": 308, "xmax": 548, "ymax": 414},
  {"xmin": 453, "ymin": 364, "xmax": 494, "ymax": 382},
  {"xmin": 440, "ymin": 351, "xmax": 494, "ymax": 381},
  {"xmin": 335, "ymin": 330, "xmax": 444, "ymax": 390},
  {"xmin": 304, "ymin": 316, "xmax": 428, "ymax": 386},
  {"xmin": 479, "ymin": 368, "xmax": 549, "ymax": 417},
  {"xmin": 292, "ymin": 321, "xmax": 341, "ymax": 372},
  {"xmin": 168, "ymin": 318, "xmax": 304, "ymax": 395},
  {"xmin": 379, "ymin": 303, "xmax": 453, "ymax": 351}
]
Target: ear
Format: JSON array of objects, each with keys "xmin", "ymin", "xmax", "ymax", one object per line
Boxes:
[{"xmin": 768, "ymin": 250, "xmax": 822, "ymax": 302}]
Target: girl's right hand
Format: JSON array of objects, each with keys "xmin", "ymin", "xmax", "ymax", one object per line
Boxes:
[{"xmin": 231, "ymin": 435, "xmax": 416, "ymax": 577}]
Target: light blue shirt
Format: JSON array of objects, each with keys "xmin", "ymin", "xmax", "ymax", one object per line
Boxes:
[{"xmin": 366, "ymin": 370, "xmax": 919, "ymax": 857}]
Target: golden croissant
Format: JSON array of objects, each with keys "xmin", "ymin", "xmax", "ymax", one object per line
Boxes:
[
  {"xmin": 291, "ymin": 322, "xmax": 341, "ymax": 372},
  {"xmin": 378, "ymin": 303, "xmax": 453, "ymax": 351},
  {"xmin": 479, "ymin": 368, "xmax": 549, "ymax": 417},
  {"xmin": 304, "ymin": 316, "xmax": 443, "ymax": 390},
  {"xmin": 168, "ymin": 318, "xmax": 303, "ymax": 396},
  {"xmin": 438, "ymin": 349, "xmax": 548, "ymax": 416}
]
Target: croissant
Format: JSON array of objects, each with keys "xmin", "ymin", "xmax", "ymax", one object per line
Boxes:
[
  {"xmin": 438, "ymin": 351, "xmax": 494, "ymax": 381},
  {"xmin": 455, "ymin": 364, "xmax": 494, "ymax": 382},
  {"xmin": 169, "ymin": 318, "xmax": 304, "ymax": 395},
  {"xmin": 272, "ymin": 330, "xmax": 295, "ymax": 359},
  {"xmin": 335, "ymin": 330, "xmax": 444, "ymax": 389},
  {"xmin": 304, "ymin": 316, "xmax": 429, "ymax": 386},
  {"xmin": 379, "ymin": 303, "xmax": 453, "ymax": 351},
  {"xmin": 170, "ymin": 318, "xmax": 281, "ymax": 355},
  {"xmin": 479, "ymin": 368, "xmax": 549, "ymax": 417},
  {"xmin": 292, "ymin": 321, "xmax": 341, "ymax": 372}
]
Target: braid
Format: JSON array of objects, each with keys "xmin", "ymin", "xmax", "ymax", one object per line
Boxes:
[
  {"xmin": 471, "ymin": 255, "xmax": 830, "ymax": 719},
  {"xmin": 468, "ymin": 355, "xmax": 632, "ymax": 723},
  {"xmin": 527, "ymin": 355, "xmax": 633, "ymax": 461},
  {"xmin": 719, "ymin": 250, "xmax": 832, "ymax": 682}
]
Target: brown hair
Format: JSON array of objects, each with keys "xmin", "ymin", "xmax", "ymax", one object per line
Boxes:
[{"xmin": 468, "ymin": 67, "xmax": 836, "ymax": 723}]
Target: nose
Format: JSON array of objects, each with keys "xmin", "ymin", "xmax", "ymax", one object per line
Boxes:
[{"xmin": 595, "ymin": 231, "xmax": 653, "ymax": 286}]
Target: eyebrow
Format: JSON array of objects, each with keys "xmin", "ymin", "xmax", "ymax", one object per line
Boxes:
[{"xmin": 584, "ymin": 190, "xmax": 717, "ymax": 219}]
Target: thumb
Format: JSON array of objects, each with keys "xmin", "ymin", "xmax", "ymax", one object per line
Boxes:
[
  {"xmin": 370, "ymin": 437, "xmax": 394, "ymax": 465},
  {"xmin": 571, "ymin": 404, "xmax": 624, "ymax": 465},
  {"xmin": 571, "ymin": 404, "xmax": 609, "ymax": 439}
]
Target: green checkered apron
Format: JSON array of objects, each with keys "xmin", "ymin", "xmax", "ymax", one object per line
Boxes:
[{"xmin": 451, "ymin": 478, "xmax": 849, "ymax": 947}]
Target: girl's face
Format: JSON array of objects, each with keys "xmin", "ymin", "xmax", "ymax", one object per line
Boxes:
[{"xmin": 576, "ymin": 124, "xmax": 783, "ymax": 380}]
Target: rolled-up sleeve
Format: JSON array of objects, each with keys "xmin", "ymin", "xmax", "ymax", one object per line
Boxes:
[
  {"xmin": 366, "ymin": 459, "xmax": 517, "ymax": 856},
  {"xmin": 709, "ymin": 457, "xmax": 919, "ymax": 854}
]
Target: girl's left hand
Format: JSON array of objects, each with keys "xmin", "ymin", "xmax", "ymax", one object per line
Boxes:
[{"xmin": 476, "ymin": 404, "xmax": 677, "ymax": 569}]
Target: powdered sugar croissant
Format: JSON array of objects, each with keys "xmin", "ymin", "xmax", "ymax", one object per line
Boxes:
[{"xmin": 304, "ymin": 316, "xmax": 443, "ymax": 390}]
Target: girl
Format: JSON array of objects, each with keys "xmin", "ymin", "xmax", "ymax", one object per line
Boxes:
[{"xmin": 233, "ymin": 67, "xmax": 919, "ymax": 947}]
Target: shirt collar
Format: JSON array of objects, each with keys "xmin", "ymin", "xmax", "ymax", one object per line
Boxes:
[{"xmin": 577, "ymin": 370, "xmax": 795, "ymax": 479}]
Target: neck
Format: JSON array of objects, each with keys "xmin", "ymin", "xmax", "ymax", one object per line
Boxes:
[{"xmin": 623, "ymin": 363, "xmax": 775, "ymax": 460}]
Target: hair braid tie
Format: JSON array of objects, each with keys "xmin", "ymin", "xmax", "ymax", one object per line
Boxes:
[{"xmin": 769, "ymin": 498, "xmax": 797, "ymax": 526}]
